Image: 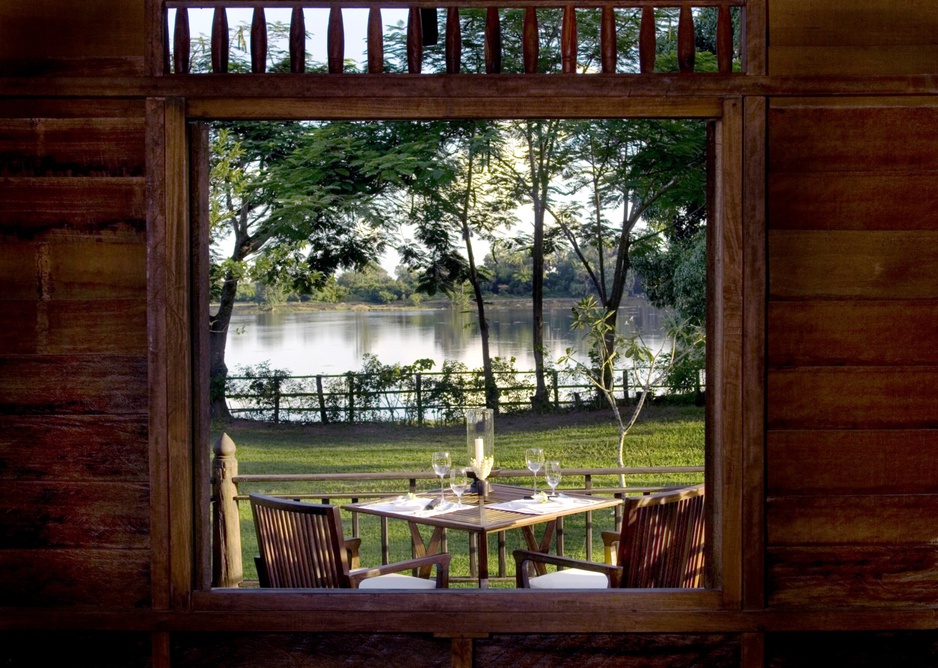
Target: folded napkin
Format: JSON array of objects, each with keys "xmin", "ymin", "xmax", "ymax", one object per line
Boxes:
[
  {"xmin": 365, "ymin": 497, "xmax": 472, "ymax": 516},
  {"xmin": 488, "ymin": 495, "xmax": 598, "ymax": 515}
]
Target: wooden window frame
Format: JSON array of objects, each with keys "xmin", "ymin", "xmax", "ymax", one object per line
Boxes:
[{"xmin": 146, "ymin": 91, "xmax": 764, "ymax": 631}]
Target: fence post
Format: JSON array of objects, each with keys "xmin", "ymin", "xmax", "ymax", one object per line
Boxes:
[
  {"xmin": 212, "ymin": 433, "xmax": 243, "ymax": 588},
  {"xmin": 273, "ymin": 376, "xmax": 281, "ymax": 424},
  {"xmin": 347, "ymin": 372, "xmax": 355, "ymax": 423},
  {"xmin": 415, "ymin": 372, "xmax": 423, "ymax": 425},
  {"xmin": 622, "ymin": 369, "xmax": 630, "ymax": 404},
  {"xmin": 316, "ymin": 374, "xmax": 328, "ymax": 423},
  {"xmin": 552, "ymin": 370, "xmax": 559, "ymax": 409}
]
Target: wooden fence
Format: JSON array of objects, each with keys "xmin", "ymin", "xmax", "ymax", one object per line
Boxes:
[
  {"xmin": 212, "ymin": 433, "xmax": 705, "ymax": 586},
  {"xmin": 226, "ymin": 366, "xmax": 705, "ymax": 423}
]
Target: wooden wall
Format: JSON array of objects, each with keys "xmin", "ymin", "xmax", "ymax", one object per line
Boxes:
[{"xmin": 2, "ymin": 0, "xmax": 938, "ymax": 666}]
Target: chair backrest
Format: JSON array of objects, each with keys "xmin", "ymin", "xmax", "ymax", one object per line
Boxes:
[
  {"xmin": 617, "ymin": 484, "xmax": 705, "ymax": 588},
  {"xmin": 250, "ymin": 494, "xmax": 353, "ymax": 588}
]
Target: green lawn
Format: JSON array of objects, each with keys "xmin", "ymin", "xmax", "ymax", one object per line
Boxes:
[{"xmin": 213, "ymin": 403, "xmax": 705, "ymax": 587}]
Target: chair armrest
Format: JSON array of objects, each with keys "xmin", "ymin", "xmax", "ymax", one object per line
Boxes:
[
  {"xmin": 345, "ymin": 537, "xmax": 362, "ymax": 569},
  {"xmin": 601, "ymin": 530, "xmax": 619, "ymax": 565},
  {"xmin": 513, "ymin": 549, "xmax": 622, "ymax": 588},
  {"xmin": 350, "ymin": 552, "xmax": 452, "ymax": 589}
]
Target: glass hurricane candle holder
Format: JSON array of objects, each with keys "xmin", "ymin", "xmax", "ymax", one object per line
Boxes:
[{"xmin": 466, "ymin": 408, "xmax": 494, "ymax": 496}]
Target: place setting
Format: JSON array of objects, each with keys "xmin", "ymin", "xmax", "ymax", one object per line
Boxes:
[{"xmin": 360, "ymin": 451, "xmax": 475, "ymax": 517}]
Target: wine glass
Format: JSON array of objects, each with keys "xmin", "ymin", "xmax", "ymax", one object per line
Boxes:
[
  {"xmin": 450, "ymin": 467, "xmax": 469, "ymax": 507},
  {"xmin": 525, "ymin": 447, "xmax": 545, "ymax": 494},
  {"xmin": 545, "ymin": 460, "xmax": 562, "ymax": 497},
  {"xmin": 431, "ymin": 451, "xmax": 451, "ymax": 507}
]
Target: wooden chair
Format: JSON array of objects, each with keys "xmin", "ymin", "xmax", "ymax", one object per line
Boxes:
[
  {"xmin": 250, "ymin": 494, "xmax": 450, "ymax": 589},
  {"xmin": 513, "ymin": 484, "xmax": 705, "ymax": 589}
]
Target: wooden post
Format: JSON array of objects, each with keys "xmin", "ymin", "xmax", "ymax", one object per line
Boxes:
[
  {"xmin": 416, "ymin": 372, "xmax": 424, "ymax": 425},
  {"xmin": 316, "ymin": 374, "xmax": 328, "ymax": 423},
  {"xmin": 212, "ymin": 433, "xmax": 243, "ymax": 588},
  {"xmin": 347, "ymin": 372, "xmax": 355, "ymax": 423},
  {"xmin": 622, "ymin": 369, "xmax": 630, "ymax": 404},
  {"xmin": 552, "ymin": 370, "xmax": 559, "ymax": 409},
  {"xmin": 272, "ymin": 376, "xmax": 281, "ymax": 424}
]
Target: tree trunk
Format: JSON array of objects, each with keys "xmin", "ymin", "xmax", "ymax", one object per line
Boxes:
[
  {"xmin": 530, "ymin": 199, "xmax": 550, "ymax": 410},
  {"xmin": 209, "ymin": 269, "xmax": 239, "ymax": 420}
]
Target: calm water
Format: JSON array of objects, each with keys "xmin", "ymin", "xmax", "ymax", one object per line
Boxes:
[{"xmin": 226, "ymin": 299, "xmax": 668, "ymax": 377}]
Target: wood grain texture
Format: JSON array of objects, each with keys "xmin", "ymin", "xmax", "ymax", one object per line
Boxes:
[
  {"xmin": 769, "ymin": 106, "xmax": 938, "ymax": 173},
  {"xmin": 0, "ymin": 242, "xmax": 37, "ymax": 299},
  {"xmin": 0, "ymin": 548, "xmax": 150, "ymax": 608},
  {"xmin": 767, "ymin": 367, "xmax": 938, "ymax": 429},
  {"xmin": 768, "ymin": 545, "xmax": 938, "ymax": 607},
  {"xmin": 767, "ymin": 495, "xmax": 938, "ymax": 545},
  {"xmin": 2, "ymin": 631, "xmax": 150, "ymax": 667},
  {"xmin": 45, "ymin": 241, "xmax": 147, "ymax": 299},
  {"xmin": 769, "ymin": 172, "xmax": 938, "ymax": 231},
  {"xmin": 768, "ymin": 301, "xmax": 938, "ymax": 367},
  {"xmin": 767, "ymin": 430, "xmax": 938, "ymax": 496},
  {"xmin": 2, "ymin": 299, "xmax": 147, "ymax": 355},
  {"xmin": 768, "ymin": 230, "xmax": 938, "ymax": 300},
  {"xmin": 0, "ymin": 415, "xmax": 148, "ymax": 482},
  {"xmin": 0, "ymin": 354, "xmax": 147, "ymax": 415},
  {"xmin": 766, "ymin": 629, "xmax": 938, "ymax": 664},
  {"xmin": 0, "ymin": 178, "xmax": 146, "ymax": 232},
  {"xmin": 0, "ymin": 480, "xmax": 149, "ymax": 548},
  {"xmin": 0, "ymin": 118, "xmax": 144, "ymax": 176}
]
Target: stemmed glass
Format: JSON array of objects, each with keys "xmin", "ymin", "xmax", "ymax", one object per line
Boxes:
[
  {"xmin": 431, "ymin": 451, "xmax": 451, "ymax": 507},
  {"xmin": 525, "ymin": 447, "xmax": 545, "ymax": 494},
  {"xmin": 450, "ymin": 467, "xmax": 469, "ymax": 508},
  {"xmin": 545, "ymin": 460, "xmax": 562, "ymax": 497}
]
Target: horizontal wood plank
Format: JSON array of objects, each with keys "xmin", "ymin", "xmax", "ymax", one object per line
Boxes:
[
  {"xmin": 0, "ymin": 118, "xmax": 144, "ymax": 176},
  {"xmin": 0, "ymin": 415, "xmax": 148, "ymax": 482},
  {"xmin": 767, "ymin": 546, "xmax": 938, "ymax": 608},
  {"xmin": 768, "ymin": 367, "xmax": 938, "ymax": 429},
  {"xmin": 3, "ymin": 631, "xmax": 150, "ymax": 667},
  {"xmin": 0, "ymin": 177, "xmax": 146, "ymax": 233},
  {"xmin": 0, "ymin": 355, "xmax": 148, "ymax": 415},
  {"xmin": 0, "ymin": 98, "xmax": 145, "ymax": 119},
  {"xmin": 770, "ymin": 0, "xmax": 938, "ymax": 47},
  {"xmin": 768, "ymin": 230, "xmax": 938, "ymax": 300},
  {"xmin": 768, "ymin": 301, "xmax": 938, "ymax": 367},
  {"xmin": 0, "ymin": 548, "xmax": 149, "ymax": 608},
  {"xmin": 3, "ymin": 299, "xmax": 147, "ymax": 355},
  {"xmin": 769, "ymin": 106, "xmax": 938, "ymax": 173},
  {"xmin": 767, "ymin": 430, "xmax": 938, "ymax": 496},
  {"xmin": 47, "ymin": 241, "xmax": 147, "ymax": 300},
  {"xmin": 0, "ymin": 480, "xmax": 149, "ymax": 549},
  {"xmin": 768, "ymin": 45, "xmax": 938, "ymax": 77},
  {"xmin": 767, "ymin": 495, "xmax": 938, "ymax": 545},
  {"xmin": 769, "ymin": 173, "xmax": 938, "ymax": 231}
]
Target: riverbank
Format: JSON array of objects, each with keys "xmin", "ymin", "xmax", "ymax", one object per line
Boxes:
[{"xmin": 225, "ymin": 296, "xmax": 586, "ymax": 315}]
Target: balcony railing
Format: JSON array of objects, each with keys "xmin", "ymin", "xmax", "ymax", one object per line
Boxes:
[{"xmin": 161, "ymin": 1, "xmax": 744, "ymax": 77}]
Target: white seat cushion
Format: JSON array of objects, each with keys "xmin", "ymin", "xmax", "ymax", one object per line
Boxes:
[
  {"xmin": 358, "ymin": 573, "xmax": 439, "ymax": 590},
  {"xmin": 528, "ymin": 568, "xmax": 610, "ymax": 589}
]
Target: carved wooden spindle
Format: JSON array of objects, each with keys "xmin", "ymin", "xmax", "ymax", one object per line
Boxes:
[
  {"xmin": 290, "ymin": 8, "xmax": 305, "ymax": 73},
  {"xmin": 600, "ymin": 6, "xmax": 616, "ymax": 74},
  {"xmin": 173, "ymin": 8, "xmax": 190, "ymax": 74},
  {"xmin": 639, "ymin": 6, "xmax": 656, "ymax": 73},
  {"xmin": 368, "ymin": 8, "xmax": 384, "ymax": 73},
  {"xmin": 407, "ymin": 7, "xmax": 423, "ymax": 74},
  {"xmin": 677, "ymin": 5, "xmax": 695, "ymax": 73},
  {"xmin": 485, "ymin": 7, "xmax": 502, "ymax": 74},
  {"xmin": 212, "ymin": 8, "xmax": 229, "ymax": 73},
  {"xmin": 251, "ymin": 7, "xmax": 267, "ymax": 73},
  {"xmin": 163, "ymin": 9, "xmax": 171, "ymax": 74},
  {"xmin": 561, "ymin": 6, "xmax": 577, "ymax": 74},
  {"xmin": 522, "ymin": 8, "xmax": 539, "ymax": 74},
  {"xmin": 328, "ymin": 6, "xmax": 345, "ymax": 73},
  {"xmin": 445, "ymin": 8, "xmax": 462, "ymax": 74},
  {"xmin": 717, "ymin": 4, "xmax": 732, "ymax": 73}
]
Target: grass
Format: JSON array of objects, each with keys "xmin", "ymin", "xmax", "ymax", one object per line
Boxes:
[{"xmin": 212, "ymin": 403, "xmax": 705, "ymax": 587}]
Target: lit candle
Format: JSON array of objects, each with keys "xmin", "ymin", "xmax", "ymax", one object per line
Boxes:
[{"xmin": 474, "ymin": 437, "xmax": 484, "ymax": 464}]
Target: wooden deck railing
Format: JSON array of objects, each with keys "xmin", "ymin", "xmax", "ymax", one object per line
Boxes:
[
  {"xmin": 211, "ymin": 432, "xmax": 705, "ymax": 586},
  {"xmin": 161, "ymin": 1, "xmax": 744, "ymax": 76}
]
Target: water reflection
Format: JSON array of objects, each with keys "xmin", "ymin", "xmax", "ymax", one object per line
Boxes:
[{"xmin": 226, "ymin": 299, "xmax": 668, "ymax": 376}]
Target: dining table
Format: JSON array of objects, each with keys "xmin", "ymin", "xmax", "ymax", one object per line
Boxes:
[{"xmin": 344, "ymin": 483, "xmax": 622, "ymax": 588}]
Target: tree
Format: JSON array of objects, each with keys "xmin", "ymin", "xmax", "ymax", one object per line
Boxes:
[{"xmin": 397, "ymin": 121, "xmax": 519, "ymax": 410}]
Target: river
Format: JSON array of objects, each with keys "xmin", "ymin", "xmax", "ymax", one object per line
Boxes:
[{"xmin": 225, "ymin": 298, "xmax": 669, "ymax": 377}]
